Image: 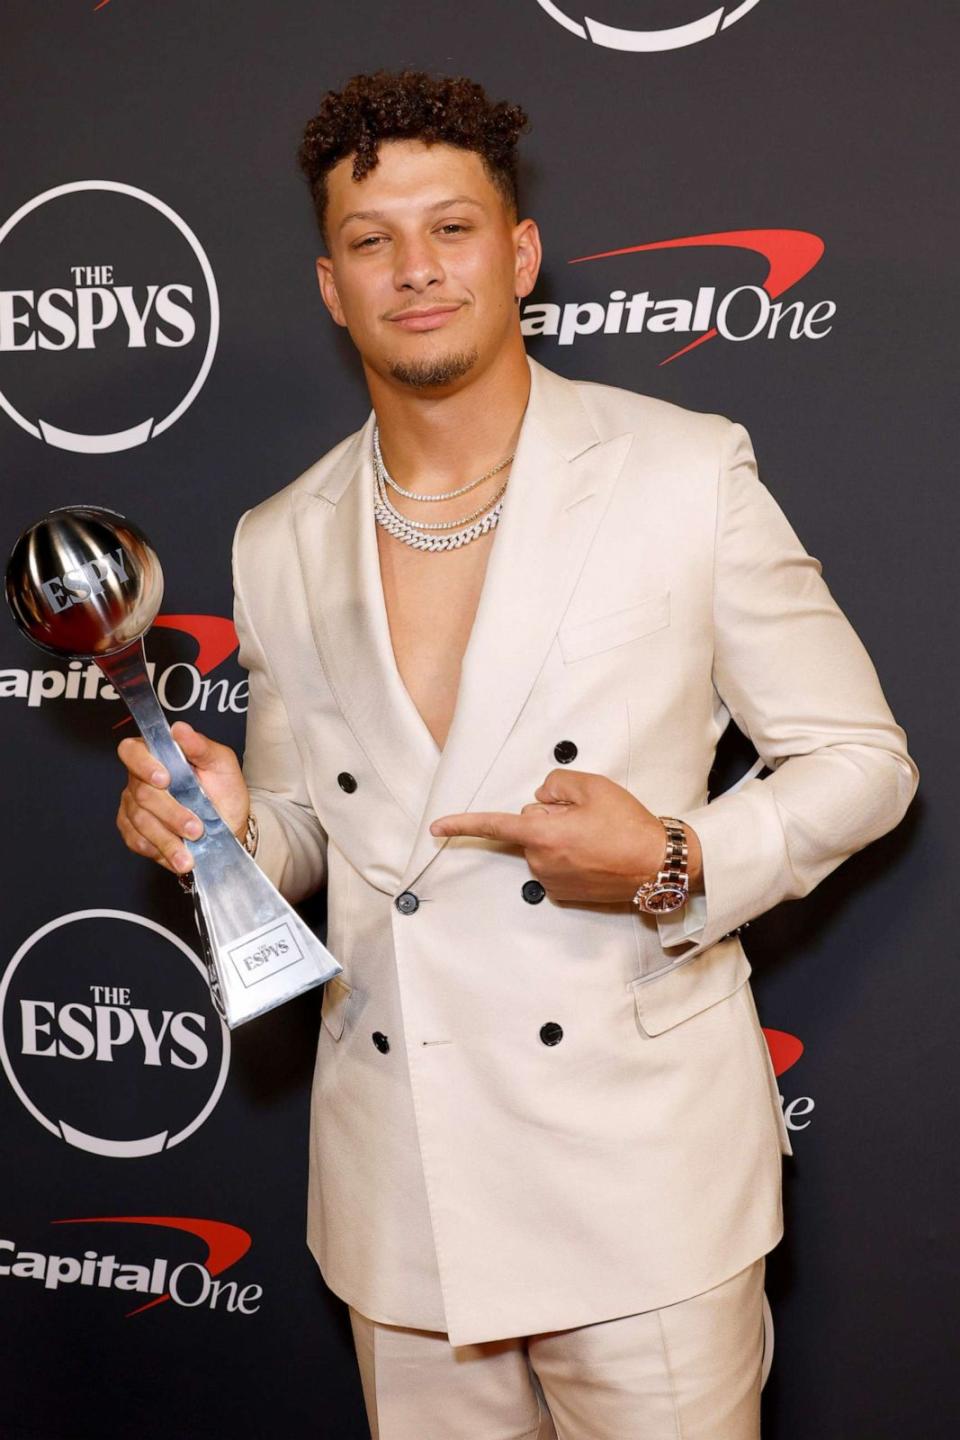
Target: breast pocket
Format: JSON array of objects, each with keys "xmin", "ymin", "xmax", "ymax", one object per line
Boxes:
[{"xmin": 558, "ymin": 591, "xmax": 670, "ymax": 664}]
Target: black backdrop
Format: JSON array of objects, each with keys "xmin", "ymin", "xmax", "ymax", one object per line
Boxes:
[{"xmin": 1, "ymin": 3, "xmax": 956, "ymax": 1437}]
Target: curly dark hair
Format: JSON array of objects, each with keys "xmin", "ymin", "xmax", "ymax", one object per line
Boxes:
[{"xmin": 298, "ymin": 70, "xmax": 529, "ymax": 243}]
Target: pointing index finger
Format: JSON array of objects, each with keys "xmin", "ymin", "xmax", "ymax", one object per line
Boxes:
[{"xmin": 429, "ymin": 811, "xmax": 533, "ymax": 845}]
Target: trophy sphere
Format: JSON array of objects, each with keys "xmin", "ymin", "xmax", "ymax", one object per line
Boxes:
[{"xmin": 5, "ymin": 505, "xmax": 164, "ymax": 659}]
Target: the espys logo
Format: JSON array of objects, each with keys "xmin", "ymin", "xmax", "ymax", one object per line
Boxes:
[
  {"xmin": 521, "ymin": 229, "xmax": 833, "ymax": 365},
  {"xmin": 536, "ymin": 0, "xmax": 765, "ymax": 52},
  {"xmin": 0, "ymin": 910, "xmax": 230, "ymax": 1157},
  {"xmin": 0, "ymin": 612, "xmax": 244, "ymax": 718},
  {"xmin": 0, "ymin": 181, "xmax": 218, "ymax": 453},
  {"xmin": 0, "ymin": 1216, "xmax": 262, "ymax": 1317},
  {"xmin": 763, "ymin": 1026, "xmax": 815, "ymax": 1132}
]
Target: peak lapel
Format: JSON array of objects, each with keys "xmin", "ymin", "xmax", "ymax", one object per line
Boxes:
[
  {"xmin": 291, "ymin": 414, "xmax": 442, "ymax": 843},
  {"xmin": 398, "ymin": 360, "xmax": 634, "ymax": 892}
]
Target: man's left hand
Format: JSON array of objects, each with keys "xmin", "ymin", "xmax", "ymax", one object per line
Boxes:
[{"xmin": 429, "ymin": 769, "xmax": 703, "ymax": 903}]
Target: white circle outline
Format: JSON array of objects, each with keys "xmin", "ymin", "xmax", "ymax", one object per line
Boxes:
[
  {"xmin": 0, "ymin": 180, "xmax": 220, "ymax": 451},
  {"xmin": 0, "ymin": 908, "xmax": 231, "ymax": 1154},
  {"xmin": 761, "ymin": 1290, "xmax": 775, "ymax": 1388},
  {"xmin": 535, "ymin": 0, "xmax": 764, "ymax": 51}
]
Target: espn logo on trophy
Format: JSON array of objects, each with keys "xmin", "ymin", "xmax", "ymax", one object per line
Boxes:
[
  {"xmin": 39, "ymin": 547, "xmax": 131, "ymax": 613},
  {"xmin": 228, "ymin": 921, "xmax": 304, "ymax": 989}
]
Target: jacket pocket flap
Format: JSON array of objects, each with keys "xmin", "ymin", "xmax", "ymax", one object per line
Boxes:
[
  {"xmin": 628, "ymin": 940, "xmax": 751, "ymax": 1037},
  {"xmin": 320, "ymin": 975, "xmax": 353, "ymax": 1041},
  {"xmin": 558, "ymin": 591, "xmax": 670, "ymax": 663}
]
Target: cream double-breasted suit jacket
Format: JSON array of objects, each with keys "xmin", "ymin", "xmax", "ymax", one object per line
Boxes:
[{"xmin": 232, "ymin": 356, "xmax": 917, "ymax": 1347}]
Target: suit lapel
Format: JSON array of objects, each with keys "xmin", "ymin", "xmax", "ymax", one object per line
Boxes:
[
  {"xmin": 291, "ymin": 358, "xmax": 634, "ymax": 891},
  {"xmin": 291, "ymin": 414, "xmax": 442, "ymax": 832},
  {"xmin": 398, "ymin": 361, "xmax": 634, "ymax": 890}
]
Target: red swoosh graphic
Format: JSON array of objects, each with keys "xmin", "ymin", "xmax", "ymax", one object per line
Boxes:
[
  {"xmin": 152, "ymin": 615, "xmax": 238, "ymax": 676},
  {"xmin": 51, "ymin": 1215, "xmax": 251, "ymax": 1317},
  {"xmin": 111, "ymin": 613, "xmax": 238, "ymax": 730},
  {"xmin": 569, "ymin": 229, "xmax": 825, "ymax": 365},
  {"xmin": 762, "ymin": 1028, "xmax": 805, "ymax": 1078}
]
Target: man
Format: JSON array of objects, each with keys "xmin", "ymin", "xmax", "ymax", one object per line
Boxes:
[{"xmin": 115, "ymin": 71, "xmax": 918, "ymax": 1440}]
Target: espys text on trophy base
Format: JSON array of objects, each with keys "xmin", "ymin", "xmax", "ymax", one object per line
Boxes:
[{"xmin": 5, "ymin": 505, "xmax": 341, "ymax": 1028}]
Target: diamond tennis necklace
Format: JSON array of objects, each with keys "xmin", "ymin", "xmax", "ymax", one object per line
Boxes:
[{"xmin": 373, "ymin": 425, "xmax": 513, "ymax": 501}]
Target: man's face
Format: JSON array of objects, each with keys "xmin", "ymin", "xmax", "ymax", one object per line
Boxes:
[{"xmin": 315, "ymin": 140, "xmax": 540, "ymax": 391}]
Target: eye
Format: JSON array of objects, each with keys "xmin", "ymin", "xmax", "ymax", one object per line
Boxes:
[
  {"xmin": 436, "ymin": 223, "xmax": 470, "ymax": 236},
  {"xmin": 352, "ymin": 235, "xmax": 386, "ymax": 251}
]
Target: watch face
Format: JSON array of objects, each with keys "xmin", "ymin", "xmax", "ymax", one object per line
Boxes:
[{"xmin": 643, "ymin": 885, "xmax": 688, "ymax": 914}]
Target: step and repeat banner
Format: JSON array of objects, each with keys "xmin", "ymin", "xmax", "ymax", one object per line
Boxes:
[{"xmin": 0, "ymin": 4, "xmax": 955, "ymax": 1438}]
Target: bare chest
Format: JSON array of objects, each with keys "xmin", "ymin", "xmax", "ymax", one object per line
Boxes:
[{"xmin": 375, "ymin": 525, "xmax": 496, "ymax": 753}]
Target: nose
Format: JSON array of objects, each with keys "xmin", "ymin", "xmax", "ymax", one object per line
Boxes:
[{"xmin": 393, "ymin": 233, "xmax": 444, "ymax": 294}]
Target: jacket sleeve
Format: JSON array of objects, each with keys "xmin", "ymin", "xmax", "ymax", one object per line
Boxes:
[
  {"xmin": 655, "ymin": 420, "xmax": 919, "ymax": 959},
  {"xmin": 232, "ymin": 512, "xmax": 328, "ymax": 904}
]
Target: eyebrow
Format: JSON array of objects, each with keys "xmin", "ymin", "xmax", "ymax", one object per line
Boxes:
[{"xmin": 338, "ymin": 195, "xmax": 485, "ymax": 232}]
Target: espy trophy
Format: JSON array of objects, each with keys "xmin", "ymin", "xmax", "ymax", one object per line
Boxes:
[{"xmin": 5, "ymin": 505, "xmax": 341, "ymax": 1028}]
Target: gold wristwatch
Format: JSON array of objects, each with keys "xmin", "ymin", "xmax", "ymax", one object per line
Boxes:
[{"xmin": 631, "ymin": 817, "xmax": 689, "ymax": 914}]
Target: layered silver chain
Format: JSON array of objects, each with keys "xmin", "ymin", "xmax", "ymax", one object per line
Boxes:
[{"xmin": 372, "ymin": 424, "xmax": 514, "ymax": 552}]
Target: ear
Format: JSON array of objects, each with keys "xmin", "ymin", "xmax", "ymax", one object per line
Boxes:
[
  {"xmin": 512, "ymin": 218, "xmax": 542, "ymax": 302},
  {"xmin": 315, "ymin": 256, "xmax": 347, "ymax": 328}
]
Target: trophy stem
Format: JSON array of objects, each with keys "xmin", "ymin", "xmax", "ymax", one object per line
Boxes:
[
  {"xmin": 97, "ymin": 639, "xmax": 224, "ymax": 832},
  {"xmin": 96, "ymin": 638, "xmax": 341, "ymax": 1027}
]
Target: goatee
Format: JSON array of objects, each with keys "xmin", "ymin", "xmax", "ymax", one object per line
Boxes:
[{"xmin": 389, "ymin": 348, "xmax": 479, "ymax": 390}]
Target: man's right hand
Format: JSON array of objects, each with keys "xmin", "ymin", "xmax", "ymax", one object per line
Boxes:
[{"xmin": 116, "ymin": 720, "xmax": 251, "ymax": 875}]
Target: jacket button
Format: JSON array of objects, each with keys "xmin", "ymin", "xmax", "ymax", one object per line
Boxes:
[
  {"xmin": 372, "ymin": 1032, "xmax": 390, "ymax": 1053},
  {"xmin": 522, "ymin": 879, "xmax": 546, "ymax": 904},
  {"xmin": 539, "ymin": 1022, "xmax": 563, "ymax": 1046},
  {"xmin": 395, "ymin": 891, "xmax": 420, "ymax": 915},
  {"xmin": 337, "ymin": 772, "xmax": 358, "ymax": 793},
  {"xmin": 553, "ymin": 740, "xmax": 578, "ymax": 764}
]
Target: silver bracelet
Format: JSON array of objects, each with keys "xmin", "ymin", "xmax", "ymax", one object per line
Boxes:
[{"xmin": 241, "ymin": 812, "xmax": 259, "ymax": 857}]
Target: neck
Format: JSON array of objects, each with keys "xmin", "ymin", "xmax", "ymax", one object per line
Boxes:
[{"xmin": 365, "ymin": 336, "xmax": 532, "ymax": 493}]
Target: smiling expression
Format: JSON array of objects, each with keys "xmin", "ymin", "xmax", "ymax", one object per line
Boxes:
[{"xmin": 315, "ymin": 140, "xmax": 541, "ymax": 391}]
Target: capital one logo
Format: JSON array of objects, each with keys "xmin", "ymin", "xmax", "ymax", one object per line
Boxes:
[
  {"xmin": 0, "ymin": 181, "xmax": 218, "ymax": 453},
  {"xmin": 0, "ymin": 910, "xmax": 230, "ymax": 1157},
  {"xmin": 536, "ymin": 0, "xmax": 764, "ymax": 51},
  {"xmin": 764, "ymin": 1026, "xmax": 815, "ymax": 1132},
  {"xmin": 0, "ymin": 612, "xmax": 245, "ymax": 716},
  {"xmin": 0, "ymin": 1216, "xmax": 261, "ymax": 1317},
  {"xmin": 522, "ymin": 229, "xmax": 834, "ymax": 365}
]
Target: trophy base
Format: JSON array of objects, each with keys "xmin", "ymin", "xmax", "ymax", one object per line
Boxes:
[{"xmin": 186, "ymin": 847, "xmax": 341, "ymax": 1029}]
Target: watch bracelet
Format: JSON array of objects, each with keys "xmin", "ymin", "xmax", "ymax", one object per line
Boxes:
[{"xmin": 631, "ymin": 815, "xmax": 690, "ymax": 912}]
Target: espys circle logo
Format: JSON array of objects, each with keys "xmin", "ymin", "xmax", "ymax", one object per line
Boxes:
[
  {"xmin": 536, "ymin": 0, "xmax": 764, "ymax": 51},
  {"xmin": 0, "ymin": 909, "xmax": 230, "ymax": 1157},
  {"xmin": 0, "ymin": 181, "xmax": 219, "ymax": 454}
]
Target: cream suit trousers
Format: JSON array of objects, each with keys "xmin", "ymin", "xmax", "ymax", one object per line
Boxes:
[{"xmin": 347, "ymin": 1258, "xmax": 766, "ymax": 1440}]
